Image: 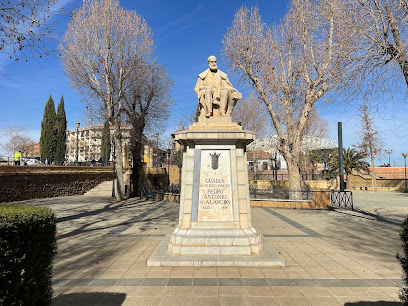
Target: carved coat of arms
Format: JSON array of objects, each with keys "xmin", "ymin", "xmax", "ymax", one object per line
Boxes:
[{"xmin": 210, "ymin": 152, "xmax": 221, "ymax": 170}]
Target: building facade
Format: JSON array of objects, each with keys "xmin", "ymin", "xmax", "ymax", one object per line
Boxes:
[{"xmin": 66, "ymin": 124, "xmax": 132, "ymax": 164}]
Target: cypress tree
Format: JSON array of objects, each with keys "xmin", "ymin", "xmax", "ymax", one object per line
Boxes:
[
  {"xmin": 40, "ymin": 95, "xmax": 57, "ymax": 163},
  {"xmin": 100, "ymin": 119, "xmax": 111, "ymax": 166},
  {"xmin": 55, "ymin": 96, "xmax": 67, "ymax": 165}
]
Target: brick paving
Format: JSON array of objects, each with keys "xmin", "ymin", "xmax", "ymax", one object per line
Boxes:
[{"xmin": 11, "ymin": 182, "xmax": 408, "ymax": 305}]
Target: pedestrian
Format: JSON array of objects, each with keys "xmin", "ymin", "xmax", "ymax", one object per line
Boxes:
[
  {"xmin": 13, "ymin": 150, "xmax": 22, "ymax": 166},
  {"xmin": 45, "ymin": 158, "xmax": 48, "ymax": 166}
]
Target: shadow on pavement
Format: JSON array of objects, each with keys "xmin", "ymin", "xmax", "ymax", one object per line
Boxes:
[
  {"xmin": 52, "ymin": 292, "xmax": 126, "ymax": 305},
  {"xmin": 344, "ymin": 302, "xmax": 401, "ymax": 305}
]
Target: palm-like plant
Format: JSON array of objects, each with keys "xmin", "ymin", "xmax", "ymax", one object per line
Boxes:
[{"xmin": 329, "ymin": 148, "xmax": 370, "ymax": 183}]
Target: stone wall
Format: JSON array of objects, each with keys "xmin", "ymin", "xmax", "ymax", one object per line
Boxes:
[
  {"xmin": 0, "ymin": 169, "xmax": 112, "ymax": 203},
  {"xmin": 348, "ymin": 174, "xmax": 405, "ymax": 191}
]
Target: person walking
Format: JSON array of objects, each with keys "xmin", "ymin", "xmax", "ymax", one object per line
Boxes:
[{"xmin": 13, "ymin": 150, "xmax": 22, "ymax": 166}]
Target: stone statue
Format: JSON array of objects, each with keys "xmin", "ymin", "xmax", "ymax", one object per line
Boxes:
[{"xmin": 194, "ymin": 55, "xmax": 242, "ymax": 118}]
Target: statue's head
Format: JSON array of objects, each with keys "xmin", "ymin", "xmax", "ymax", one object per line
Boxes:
[{"xmin": 208, "ymin": 55, "xmax": 217, "ymax": 72}]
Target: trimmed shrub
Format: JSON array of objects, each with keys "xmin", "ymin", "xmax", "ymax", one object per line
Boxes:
[
  {"xmin": 0, "ymin": 204, "xmax": 57, "ymax": 306},
  {"xmin": 398, "ymin": 215, "xmax": 408, "ymax": 305}
]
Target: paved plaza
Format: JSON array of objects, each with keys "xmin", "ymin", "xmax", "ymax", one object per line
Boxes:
[{"xmin": 12, "ymin": 182, "xmax": 408, "ymax": 305}]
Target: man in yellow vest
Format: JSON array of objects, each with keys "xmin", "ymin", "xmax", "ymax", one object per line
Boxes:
[{"xmin": 14, "ymin": 150, "xmax": 22, "ymax": 166}]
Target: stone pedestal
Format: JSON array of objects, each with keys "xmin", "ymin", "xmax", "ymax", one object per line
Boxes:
[{"xmin": 147, "ymin": 119, "xmax": 285, "ymax": 266}]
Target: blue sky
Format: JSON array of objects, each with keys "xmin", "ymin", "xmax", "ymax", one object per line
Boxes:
[{"xmin": 0, "ymin": 0, "xmax": 407, "ymax": 166}]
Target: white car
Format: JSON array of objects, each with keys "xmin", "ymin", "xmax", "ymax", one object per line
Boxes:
[{"xmin": 24, "ymin": 158, "xmax": 43, "ymax": 166}]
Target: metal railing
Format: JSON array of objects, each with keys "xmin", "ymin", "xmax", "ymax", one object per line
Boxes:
[
  {"xmin": 140, "ymin": 184, "xmax": 181, "ymax": 199},
  {"xmin": 252, "ymin": 172, "xmax": 325, "ymax": 181},
  {"xmin": 330, "ymin": 190, "xmax": 353, "ymax": 210},
  {"xmin": 249, "ymin": 186, "xmax": 313, "ymax": 200}
]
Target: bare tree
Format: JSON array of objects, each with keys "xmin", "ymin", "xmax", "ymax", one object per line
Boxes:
[
  {"xmin": 350, "ymin": 0, "xmax": 408, "ymax": 90},
  {"xmin": 355, "ymin": 100, "xmax": 384, "ymax": 190},
  {"xmin": 223, "ymin": 2, "xmax": 357, "ymax": 198},
  {"xmin": 122, "ymin": 61, "xmax": 174, "ymax": 196},
  {"xmin": 60, "ymin": 0, "xmax": 153, "ymax": 200},
  {"xmin": 1, "ymin": 125, "xmax": 35, "ymax": 156},
  {"xmin": 232, "ymin": 92, "xmax": 272, "ymax": 138},
  {"xmin": 172, "ymin": 109, "xmax": 199, "ymax": 132},
  {"xmin": 303, "ymin": 108, "xmax": 330, "ymax": 139},
  {"xmin": 0, "ymin": 0, "xmax": 65, "ymax": 61}
]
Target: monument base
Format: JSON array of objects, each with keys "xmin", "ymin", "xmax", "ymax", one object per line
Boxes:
[
  {"xmin": 147, "ymin": 235, "xmax": 285, "ymax": 267},
  {"xmin": 168, "ymin": 227, "xmax": 262, "ymax": 256}
]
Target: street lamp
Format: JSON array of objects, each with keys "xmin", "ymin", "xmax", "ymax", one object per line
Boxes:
[
  {"xmin": 385, "ymin": 149, "xmax": 393, "ymax": 167},
  {"xmin": 75, "ymin": 121, "xmax": 80, "ymax": 166},
  {"xmin": 65, "ymin": 129, "xmax": 69, "ymax": 165},
  {"xmin": 403, "ymin": 153, "xmax": 408, "ymax": 193},
  {"xmin": 155, "ymin": 132, "xmax": 159, "ymax": 167},
  {"xmin": 167, "ymin": 149, "xmax": 171, "ymax": 186}
]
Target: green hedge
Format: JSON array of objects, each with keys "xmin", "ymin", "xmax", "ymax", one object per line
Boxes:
[
  {"xmin": 0, "ymin": 204, "xmax": 57, "ymax": 306},
  {"xmin": 398, "ymin": 215, "xmax": 408, "ymax": 305}
]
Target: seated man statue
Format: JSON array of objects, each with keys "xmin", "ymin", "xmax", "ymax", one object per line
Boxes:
[{"xmin": 194, "ymin": 55, "xmax": 242, "ymax": 118}]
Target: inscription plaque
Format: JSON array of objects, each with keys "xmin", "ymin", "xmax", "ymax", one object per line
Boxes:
[{"xmin": 198, "ymin": 149, "xmax": 233, "ymax": 221}]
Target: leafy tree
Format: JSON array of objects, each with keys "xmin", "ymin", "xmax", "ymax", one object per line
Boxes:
[
  {"xmin": 40, "ymin": 95, "xmax": 56, "ymax": 163},
  {"xmin": 54, "ymin": 96, "xmax": 67, "ymax": 165},
  {"xmin": 329, "ymin": 148, "xmax": 370, "ymax": 185},
  {"xmin": 100, "ymin": 120, "xmax": 111, "ymax": 166}
]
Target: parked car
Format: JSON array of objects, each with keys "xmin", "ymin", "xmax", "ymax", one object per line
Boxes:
[{"xmin": 23, "ymin": 158, "xmax": 43, "ymax": 166}]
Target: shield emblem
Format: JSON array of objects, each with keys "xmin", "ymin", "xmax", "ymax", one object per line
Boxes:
[{"xmin": 210, "ymin": 152, "xmax": 221, "ymax": 170}]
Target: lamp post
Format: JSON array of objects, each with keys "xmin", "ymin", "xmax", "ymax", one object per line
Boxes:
[
  {"xmin": 65, "ymin": 129, "xmax": 69, "ymax": 165},
  {"xmin": 403, "ymin": 153, "xmax": 408, "ymax": 193},
  {"xmin": 155, "ymin": 132, "xmax": 159, "ymax": 167},
  {"xmin": 385, "ymin": 149, "xmax": 393, "ymax": 166},
  {"xmin": 167, "ymin": 149, "xmax": 171, "ymax": 186},
  {"xmin": 75, "ymin": 121, "xmax": 80, "ymax": 166}
]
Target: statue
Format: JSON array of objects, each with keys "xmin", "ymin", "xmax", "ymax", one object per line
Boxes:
[{"xmin": 194, "ymin": 55, "xmax": 242, "ymax": 118}]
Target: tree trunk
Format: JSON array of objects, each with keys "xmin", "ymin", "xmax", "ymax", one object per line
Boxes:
[
  {"xmin": 130, "ymin": 137, "xmax": 142, "ymax": 197},
  {"xmin": 113, "ymin": 118, "xmax": 124, "ymax": 201},
  {"xmin": 286, "ymin": 159, "xmax": 302, "ymax": 200},
  {"xmin": 370, "ymin": 152, "xmax": 377, "ymax": 191}
]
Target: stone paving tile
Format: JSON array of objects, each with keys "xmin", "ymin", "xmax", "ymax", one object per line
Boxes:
[
  {"xmin": 218, "ymin": 278, "xmax": 243, "ymax": 286},
  {"xmin": 156, "ymin": 296, "xmax": 193, "ymax": 306},
  {"xmin": 193, "ymin": 278, "xmax": 218, "ymax": 286},
  {"xmin": 141, "ymin": 278, "xmax": 169, "ymax": 286},
  {"xmin": 219, "ymin": 296, "xmax": 251, "ymax": 306},
  {"xmin": 305, "ymin": 296, "xmax": 342, "ymax": 306},
  {"xmin": 15, "ymin": 184, "xmax": 405, "ymax": 305},
  {"xmin": 169, "ymin": 267, "xmax": 195, "ymax": 278},
  {"xmin": 275, "ymin": 296, "xmax": 312, "ymax": 305},
  {"xmin": 63, "ymin": 279, "xmax": 93, "ymax": 287},
  {"xmin": 292, "ymin": 278, "xmax": 321, "ymax": 287},
  {"xmin": 115, "ymin": 278, "xmax": 143, "ymax": 286},
  {"xmin": 246, "ymin": 286, "xmax": 274, "ymax": 296},
  {"xmin": 122, "ymin": 296, "xmax": 161, "ymax": 306},
  {"xmin": 247, "ymin": 296, "xmax": 281, "ymax": 305},
  {"xmin": 316, "ymin": 278, "xmax": 348, "ymax": 287},
  {"xmin": 298, "ymin": 286, "xmax": 331, "ymax": 297},
  {"xmin": 89, "ymin": 279, "xmax": 118, "ymax": 286},
  {"xmin": 216, "ymin": 267, "xmax": 241, "ymax": 278},
  {"xmin": 167, "ymin": 278, "xmax": 193, "ymax": 286},
  {"xmin": 134, "ymin": 286, "xmax": 166, "ymax": 297},
  {"xmin": 242, "ymin": 278, "xmax": 269, "ymax": 286},
  {"xmin": 163, "ymin": 286, "xmax": 193, "ymax": 296},
  {"xmin": 266, "ymin": 278, "xmax": 295, "ymax": 286},
  {"xmin": 218, "ymin": 286, "xmax": 248, "ymax": 296},
  {"xmin": 191, "ymin": 286, "xmax": 219, "ymax": 296}
]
